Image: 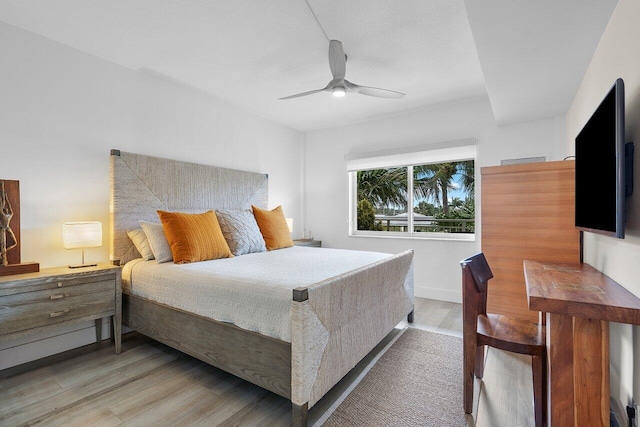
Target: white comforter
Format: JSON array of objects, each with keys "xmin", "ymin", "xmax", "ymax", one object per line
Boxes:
[{"xmin": 122, "ymin": 246, "xmax": 391, "ymax": 342}]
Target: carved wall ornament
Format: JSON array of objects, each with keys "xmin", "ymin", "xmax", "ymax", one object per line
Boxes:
[
  {"xmin": 0, "ymin": 180, "xmax": 39, "ymax": 276},
  {"xmin": 0, "ymin": 181, "xmax": 18, "ymax": 266}
]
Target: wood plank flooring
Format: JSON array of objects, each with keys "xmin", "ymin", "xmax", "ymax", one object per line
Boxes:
[{"xmin": 0, "ymin": 298, "xmax": 535, "ymax": 426}]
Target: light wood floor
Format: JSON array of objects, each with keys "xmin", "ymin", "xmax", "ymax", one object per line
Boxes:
[{"xmin": 0, "ymin": 298, "xmax": 535, "ymax": 426}]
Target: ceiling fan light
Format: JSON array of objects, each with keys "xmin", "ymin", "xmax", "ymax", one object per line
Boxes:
[{"xmin": 332, "ymin": 87, "xmax": 346, "ymax": 98}]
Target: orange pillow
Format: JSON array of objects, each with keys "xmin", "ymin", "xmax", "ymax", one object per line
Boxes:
[
  {"xmin": 157, "ymin": 210, "xmax": 232, "ymax": 264},
  {"xmin": 252, "ymin": 205, "xmax": 293, "ymax": 250}
]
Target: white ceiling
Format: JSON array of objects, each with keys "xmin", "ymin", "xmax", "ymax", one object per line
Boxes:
[
  {"xmin": 465, "ymin": 0, "xmax": 618, "ymax": 125},
  {"xmin": 0, "ymin": 0, "xmax": 618, "ymax": 131}
]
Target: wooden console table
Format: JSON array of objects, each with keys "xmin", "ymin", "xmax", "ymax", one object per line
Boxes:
[{"xmin": 524, "ymin": 260, "xmax": 640, "ymax": 426}]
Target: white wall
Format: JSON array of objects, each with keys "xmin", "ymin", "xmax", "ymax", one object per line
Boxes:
[
  {"xmin": 0, "ymin": 22, "xmax": 304, "ymax": 370},
  {"xmin": 305, "ymin": 97, "xmax": 566, "ymax": 302},
  {"xmin": 565, "ymin": 0, "xmax": 640, "ymax": 421}
]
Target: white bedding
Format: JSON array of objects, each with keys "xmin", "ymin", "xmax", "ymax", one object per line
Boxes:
[{"xmin": 122, "ymin": 246, "xmax": 391, "ymax": 342}]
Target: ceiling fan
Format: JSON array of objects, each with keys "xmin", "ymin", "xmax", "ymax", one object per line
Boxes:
[{"xmin": 279, "ymin": 40, "xmax": 405, "ymax": 100}]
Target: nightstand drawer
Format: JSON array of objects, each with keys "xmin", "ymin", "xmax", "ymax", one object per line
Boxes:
[
  {"xmin": 1, "ymin": 279, "xmax": 114, "ymax": 306},
  {"xmin": 0, "ymin": 288, "xmax": 115, "ymax": 336},
  {"xmin": 0, "ymin": 272, "xmax": 116, "ymax": 297}
]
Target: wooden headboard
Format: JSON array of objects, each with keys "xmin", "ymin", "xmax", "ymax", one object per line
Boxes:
[{"xmin": 109, "ymin": 150, "xmax": 268, "ymax": 265}]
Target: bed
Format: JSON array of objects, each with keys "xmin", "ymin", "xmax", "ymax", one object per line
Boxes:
[{"xmin": 109, "ymin": 150, "xmax": 414, "ymax": 425}]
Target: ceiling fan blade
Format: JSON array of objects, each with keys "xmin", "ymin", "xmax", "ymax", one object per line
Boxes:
[
  {"xmin": 279, "ymin": 87, "xmax": 329, "ymax": 100},
  {"xmin": 280, "ymin": 40, "xmax": 405, "ymax": 100},
  {"xmin": 328, "ymin": 40, "xmax": 346, "ymax": 80},
  {"xmin": 345, "ymin": 80, "xmax": 405, "ymax": 98}
]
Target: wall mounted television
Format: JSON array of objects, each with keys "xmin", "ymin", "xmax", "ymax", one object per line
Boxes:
[{"xmin": 575, "ymin": 78, "xmax": 633, "ymax": 239}]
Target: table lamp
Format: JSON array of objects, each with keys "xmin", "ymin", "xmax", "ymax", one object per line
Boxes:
[{"xmin": 63, "ymin": 221, "xmax": 102, "ymax": 268}]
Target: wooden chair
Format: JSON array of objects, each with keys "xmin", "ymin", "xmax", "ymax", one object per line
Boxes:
[{"xmin": 461, "ymin": 253, "xmax": 547, "ymax": 427}]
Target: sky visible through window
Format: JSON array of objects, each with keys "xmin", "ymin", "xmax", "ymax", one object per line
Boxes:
[{"xmin": 413, "ymin": 172, "xmax": 468, "ymax": 208}]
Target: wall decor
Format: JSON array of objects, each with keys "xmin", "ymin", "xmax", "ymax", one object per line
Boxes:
[{"xmin": 0, "ymin": 180, "xmax": 39, "ymax": 276}]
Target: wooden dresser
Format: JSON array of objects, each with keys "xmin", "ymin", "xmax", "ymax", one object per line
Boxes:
[
  {"xmin": 0, "ymin": 263, "xmax": 122, "ymax": 354},
  {"xmin": 481, "ymin": 161, "xmax": 580, "ymax": 321}
]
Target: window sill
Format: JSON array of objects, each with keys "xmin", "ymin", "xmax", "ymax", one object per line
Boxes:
[{"xmin": 349, "ymin": 231, "xmax": 476, "ymax": 242}]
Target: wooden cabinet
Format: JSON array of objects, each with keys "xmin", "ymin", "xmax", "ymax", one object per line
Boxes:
[
  {"xmin": 481, "ymin": 161, "xmax": 580, "ymax": 321},
  {"xmin": 0, "ymin": 263, "xmax": 122, "ymax": 354}
]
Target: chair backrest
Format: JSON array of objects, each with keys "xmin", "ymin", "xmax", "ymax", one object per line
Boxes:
[
  {"xmin": 460, "ymin": 253, "xmax": 493, "ymax": 293},
  {"xmin": 461, "ymin": 253, "xmax": 495, "ymax": 333},
  {"xmin": 461, "ymin": 253, "xmax": 494, "ymax": 320}
]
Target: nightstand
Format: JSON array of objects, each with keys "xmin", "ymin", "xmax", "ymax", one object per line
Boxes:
[
  {"xmin": 293, "ymin": 239, "xmax": 322, "ymax": 248},
  {"xmin": 0, "ymin": 263, "xmax": 122, "ymax": 354}
]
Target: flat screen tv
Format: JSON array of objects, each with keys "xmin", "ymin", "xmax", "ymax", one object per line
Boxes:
[{"xmin": 575, "ymin": 78, "xmax": 629, "ymax": 239}]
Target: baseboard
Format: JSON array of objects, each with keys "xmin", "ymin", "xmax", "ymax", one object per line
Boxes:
[
  {"xmin": 414, "ymin": 286, "xmax": 461, "ymax": 303},
  {"xmin": 0, "ymin": 320, "xmax": 112, "ymax": 371},
  {"xmin": 0, "ymin": 332, "xmax": 142, "ymax": 379}
]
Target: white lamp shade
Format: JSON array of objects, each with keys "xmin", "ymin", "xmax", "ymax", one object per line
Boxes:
[
  {"xmin": 285, "ymin": 217, "xmax": 294, "ymax": 233},
  {"xmin": 63, "ymin": 222, "xmax": 102, "ymax": 249}
]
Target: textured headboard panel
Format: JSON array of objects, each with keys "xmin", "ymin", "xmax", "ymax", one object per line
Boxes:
[{"xmin": 110, "ymin": 150, "xmax": 268, "ymax": 265}]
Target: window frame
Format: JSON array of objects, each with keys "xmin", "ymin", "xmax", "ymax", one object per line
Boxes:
[{"xmin": 347, "ymin": 140, "xmax": 476, "ymax": 241}]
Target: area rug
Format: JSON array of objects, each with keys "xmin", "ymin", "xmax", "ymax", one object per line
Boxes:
[{"xmin": 319, "ymin": 328, "xmax": 470, "ymax": 426}]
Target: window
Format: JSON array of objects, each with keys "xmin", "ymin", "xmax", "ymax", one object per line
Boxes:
[{"xmin": 347, "ymin": 140, "xmax": 476, "ymax": 240}]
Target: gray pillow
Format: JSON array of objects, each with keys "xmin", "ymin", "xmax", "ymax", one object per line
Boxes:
[
  {"xmin": 216, "ymin": 210, "xmax": 266, "ymax": 256},
  {"xmin": 127, "ymin": 229, "xmax": 154, "ymax": 261},
  {"xmin": 140, "ymin": 221, "xmax": 173, "ymax": 263}
]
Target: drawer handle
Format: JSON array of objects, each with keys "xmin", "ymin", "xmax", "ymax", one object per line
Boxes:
[
  {"xmin": 50, "ymin": 309, "xmax": 70, "ymax": 318},
  {"xmin": 50, "ymin": 294, "xmax": 64, "ymax": 300}
]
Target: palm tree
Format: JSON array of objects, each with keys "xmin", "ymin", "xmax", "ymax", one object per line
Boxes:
[
  {"xmin": 357, "ymin": 168, "xmax": 408, "ymax": 209},
  {"xmin": 457, "ymin": 161, "xmax": 475, "ymax": 198},
  {"xmin": 414, "ymin": 161, "xmax": 474, "ymax": 215},
  {"xmin": 449, "ymin": 197, "xmax": 465, "ymax": 211}
]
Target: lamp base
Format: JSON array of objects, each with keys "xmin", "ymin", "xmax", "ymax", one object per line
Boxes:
[
  {"xmin": 68, "ymin": 248, "xmax": 98, "ymax": 269},
  {"xmin": 68, "ymin": 263, "xmax": 98, "ymax": 269}
]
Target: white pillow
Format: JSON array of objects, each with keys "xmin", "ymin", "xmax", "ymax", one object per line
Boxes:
[
  {"xmin": 140, "ymin": 221, "xmax": 173, "ymax": 263},
  {"xmin": 127, "ymin": 229, "xmax": 154, "ymax": 261}
]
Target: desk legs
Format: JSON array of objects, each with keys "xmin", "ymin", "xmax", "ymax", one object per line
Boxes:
[
  {"xmin": 548, "ymin": 313, "xmax": 574, "ymax": 426},
  {"xmin": 547, "ymin": 313, "xmax": 609, "ymax": 427},
  {"xmin": 573, "ymin": 317, "xmax": 609, "ymax": 426}
]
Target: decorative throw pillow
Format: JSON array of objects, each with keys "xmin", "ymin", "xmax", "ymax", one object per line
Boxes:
[
  {"xmin": 251, "ymin": 205, "xmax": 293, "ymax": 251},
  {"xmin": 215, "ymin": 210, "xmax": 267, "ymax": 256},
  {"xmin": 140, "ymin": 221, "xmax": 173, "ymax": 263},
  {"xmin": 157, "ymin": 210, "xmax": 233, "ymax": 264},
  {"xmin": 127, "ymin": 229, "xmax": 154, "ymax": 261}
]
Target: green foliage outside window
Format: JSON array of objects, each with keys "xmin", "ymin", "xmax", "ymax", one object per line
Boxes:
[
  {"xmin": 357, "ymin": 199, "xmax": 383, "ymax": 231},
  {"xmin": 355, "ymin": 160, "xmax": 475, "ymax": 233},
  {"xmin": 414, "ymin": 201, "xmax": 438, "ymax": 216},
  {"xmin": 431, "ymin": 197, "xmax": 475, "ymax": 233}
]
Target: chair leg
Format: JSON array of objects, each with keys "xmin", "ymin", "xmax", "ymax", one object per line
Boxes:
[
  {"xmin": 474, "ymin": 345, "xmax": 485, "ymax": 379},
  {"xmin": 463, "ymin": 335, "xmax": 476, "ymax": 414},
  {"xmin": 532, "ymin": 354, "xmax": 547, "ymax": 427}
]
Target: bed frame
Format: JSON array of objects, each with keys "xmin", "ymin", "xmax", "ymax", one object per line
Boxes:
[{"xmin": 110, "ymin": 150, "xmax": 414, "ymax": 425}]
